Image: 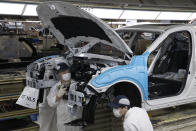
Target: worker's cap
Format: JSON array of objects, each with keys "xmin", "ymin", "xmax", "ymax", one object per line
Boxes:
[
  {"xmin": 108, "ymin": 95, "xmax": 130, "ymax": 108},
  {"xmin": 56, "ymin": 62, "xmax": 69, "ymax": 74}
]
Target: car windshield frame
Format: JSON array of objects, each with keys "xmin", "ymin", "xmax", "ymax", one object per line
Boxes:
[{"xmin": 116, "ymin": 29, "xmax": 162, "ymax": 55}]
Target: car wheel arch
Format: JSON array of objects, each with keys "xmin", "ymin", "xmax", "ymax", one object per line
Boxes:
[{"xmin": 107, "ymin": 81, "xmax": 143, "ymax": 107}]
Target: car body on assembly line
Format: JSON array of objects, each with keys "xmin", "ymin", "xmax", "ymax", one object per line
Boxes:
[{"xmin": 19, "ymin": 1, "xmax": 196, "ymax": 125}]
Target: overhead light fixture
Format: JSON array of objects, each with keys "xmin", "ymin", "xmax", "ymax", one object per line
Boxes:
[
  {"xmin": 23, "ymin": 4, "xmax": 38, "ymax": 16},
  {"xmin": 86, "ymin": 8, "xmax": 123, "ymax": 19},
  {"xmin": 156, "ymin": 12, "xmax": 192, "ymax": 20},
  {"xmin": 120, "ymin": 10, "xmax": 160, "ymax": 20},
  {"xmin": 0, "ymin": 2, "xmax": 25, "ymax": 15}
]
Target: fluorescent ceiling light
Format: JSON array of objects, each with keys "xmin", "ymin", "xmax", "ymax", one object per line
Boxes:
[
  {"xmin": 121, "ymin": 10, "xmax": 160, "ymax": 20},
  {"xmin": 23, "ymin": 4, "xmax": 38, "ymax": 16},
  {"xmin": 156, "ymin": 12, "xmax": 191, "ymax": 20},
  {"xmin": 89, "ymin": 8, "xmax": 123, "ymax": 19},
  {"xmin": 0, "ymin": 2, "xmax": 24, "ymax": 15},
  {"xmin": 187, "ymin": 13, "xmax": 196, "ymax": 20},
  {"xmin": 0, "ymin": 3, "xmax": 193, "ymax": 21},
  {"xmin": 108, "ymin": 22, "xmax": 126, "ymax": 24}
]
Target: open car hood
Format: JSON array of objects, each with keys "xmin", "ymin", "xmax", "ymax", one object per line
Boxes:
[{"xmin": 36, "ymin": 1, "xmax": 132, "ymax": 56}]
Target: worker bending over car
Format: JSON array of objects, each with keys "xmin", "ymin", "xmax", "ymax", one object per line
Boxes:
[
  {"xmin": 47, "ymin": 62, "xmax": 83, "ymax": 131},
  {"xmin": 109, "ymin": 95, "xmax": 153, "ymax": 131}
]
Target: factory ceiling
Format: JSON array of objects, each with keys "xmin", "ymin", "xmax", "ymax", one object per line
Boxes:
[{"xmin": 2, "ymin": 0, "xmax": 196, "ymax": 12}]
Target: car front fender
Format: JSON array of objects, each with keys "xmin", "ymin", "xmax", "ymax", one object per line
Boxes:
[{"xmin": 90, "ymin": 52, "xmax": 150, "ymax": 100}]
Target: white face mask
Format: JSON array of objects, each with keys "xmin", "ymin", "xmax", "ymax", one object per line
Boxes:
[
  {"xmin": 113, "ymin": 108, "xmax": 122, "ymax": 118},
  {"xmin": 62, "ymin": 73, "xmax": 71, "ymax": 81}
]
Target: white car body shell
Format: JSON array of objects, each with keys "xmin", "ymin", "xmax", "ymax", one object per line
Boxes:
[{"xmin": 36, "ymin": 1, "xmax": 196, "ymax": 111}]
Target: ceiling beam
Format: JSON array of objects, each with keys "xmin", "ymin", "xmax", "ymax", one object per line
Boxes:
[{"xmin": 1, "ymin": 0, "xmax": 196, "ymax": 12}]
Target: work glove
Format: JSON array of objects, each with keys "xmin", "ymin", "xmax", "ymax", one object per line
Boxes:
[{"xmin": 57, "ymin": 85, "xmax": 66, "ymax": 98}]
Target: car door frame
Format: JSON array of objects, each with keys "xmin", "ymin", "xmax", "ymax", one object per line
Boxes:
[{"xmin": 143, "ymin": 26, "xmax": 196, "ymax": 111}]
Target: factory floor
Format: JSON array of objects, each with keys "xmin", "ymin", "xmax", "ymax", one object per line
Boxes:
[
  {"xmin": 151, "ymin": 103, "xmax": 196, "ymax": 131},
  {"xmin": 2, "ymin": 102, "xmax": 196, "ymax": 131}
]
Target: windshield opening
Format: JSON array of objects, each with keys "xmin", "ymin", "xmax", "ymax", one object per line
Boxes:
[
  {"xmin": 73, "ymin": 40, "xmax": 126, "ymax": 59},
  {"xmin": 88, "ymin": 42, "xmax": 125, "ymax": 59},
  {"xmin": 117, "ymin": 30, "xmax": 160, "ymax": 55}
]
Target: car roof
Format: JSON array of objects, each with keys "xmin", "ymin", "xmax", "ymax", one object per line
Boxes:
[{"xmin": 116, "ymin": 24, "xmax": 195, "ymax": 33}]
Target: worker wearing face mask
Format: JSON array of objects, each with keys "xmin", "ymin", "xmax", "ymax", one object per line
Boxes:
[
  {"xmin": 108, "ymin": 95, "xmax": 153, "ymax": 131},
  {"xmin": 47, "ymin": 63, "xmax": 83, "ymax": 131}
]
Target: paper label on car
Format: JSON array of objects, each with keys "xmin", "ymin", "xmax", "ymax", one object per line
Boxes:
[{"xmin": 16, "ymin": 86, "xmax": 39, "ymax": 109}]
